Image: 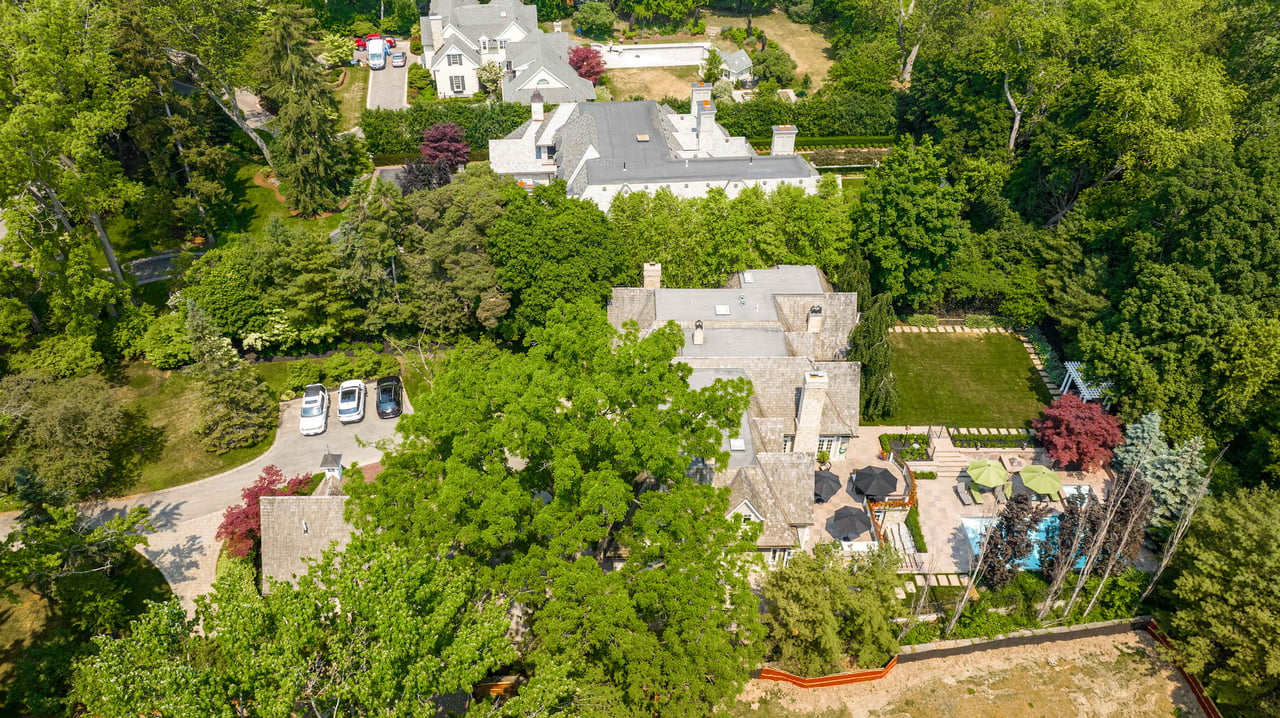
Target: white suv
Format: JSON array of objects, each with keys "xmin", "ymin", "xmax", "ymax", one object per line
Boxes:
[
  {"xmin": 337, "ymin": 379, "xmax": 366, "ymax": 424},
  {"xmin": 299, "ymin": 384, "xmax": 329, "ymax": 436}
]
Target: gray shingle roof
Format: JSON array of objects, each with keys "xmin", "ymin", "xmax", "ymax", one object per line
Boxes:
[
  {"xmin": 259, "ymin": 496, "xmax": 353, "ymax": 593},
  {"xmin": 723, "ymin": 49, "xmax": 752, "ymax": 73},
  {"xmin": 502, "ymin": 32, "xmax": 596, "ymax": 104}
]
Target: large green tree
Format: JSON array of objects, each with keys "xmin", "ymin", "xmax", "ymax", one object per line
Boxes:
[
  {"xmin": 1164, "ymin": 487, "xmax": 1280, "ymax": 716},
  {"xmin": 762, "ymin": 542, "xmax": 902, "ymax": 676},
  {"xmin": 257, "ymin": 3, "xmax": 360, "ymax": 215},
  {"xmin": 852, "ymin": 137, "xmax": 971, "ymax": 309},
  {"xmin": 346, "ymin": 301, "xmax": 764, "ymax": 715},
  {"xmin": 846, "ymin": 293, "xmax": 897, "ymax": 420},
  {"xmin": 71, "ymin": 534, "xmax": 514, "ymax": 717}
]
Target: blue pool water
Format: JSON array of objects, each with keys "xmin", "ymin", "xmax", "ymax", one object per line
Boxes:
[{"xmin": 961, "ymin": 515, "xmax": 1077, "ymax": 571}]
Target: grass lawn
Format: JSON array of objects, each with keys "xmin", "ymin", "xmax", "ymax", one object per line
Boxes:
[
  {"xmin": 707, "ymin": 10, "xmax": 834, "ymax": 89},
  {"xmin": 605, "ymin": 65, "xmax": 702, "ymax": 101},
  {"xmin": 875, "ymin": 332, "xmax": 1052, "ymax": 428},
  {"xmin": 222, "ymin": 162, "xmax": 346, "ymax": 237},
  {"xmin": 840, "ymin": 175, "xmax": 866, "ymax": 193},
  {"xmin": 334, "ymin": 65, "xmax": 370, "ymax": 132},
  {"xmin": 116, "ymin": 363, "xmax": 277, "ymax": 494}
]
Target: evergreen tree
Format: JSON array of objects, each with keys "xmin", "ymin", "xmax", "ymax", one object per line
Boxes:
[
  {"xmin": 185, "ymin": 303, "xmax": 275, "ymax": 453},
  {"xmin": 847, "ymin": 293, "xmax": 898, "ymax": 420},
  {"xmin": 1113, "ymin": 413, "xmax": 1207, "ymax": 545},
  {"xmin": 257, "ymin": 3, "xmax": 357, "ymax": 215}
]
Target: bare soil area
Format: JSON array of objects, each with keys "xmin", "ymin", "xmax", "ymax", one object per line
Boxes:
[
  {"xmin": 708, "ymin": 11, "xmax": 834, "ymax": 89},
  {"xmin": 606, "ymin": 66, "xmax": 701, "ymax": 101},
  {"xmin": 733, "ymin": 631, "xmax": 1204, "ymax": 717}
]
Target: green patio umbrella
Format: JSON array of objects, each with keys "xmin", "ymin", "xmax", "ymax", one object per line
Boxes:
[
  {"xmin": 1019, "ymin": 464, "xmax": 1062, "ymax": 495},
  {"xmin": 967, "ymin": 459, "xmax": 1009, "ymax": 488}
]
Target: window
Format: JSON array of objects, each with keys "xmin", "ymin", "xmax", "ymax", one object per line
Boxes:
[
  {"xmin": 782, "ymin": 435, "xmax": 794, "ymax": 452},
  {"xmin": 450, "ymin": 75, "xmax": 465, "ymax": 93},
  {"xmin": 499, "ymin": 39, "xmax": 508, "ymax": 49},
  {"xmin": 447, "ymin": 53, "xmax": 462, "ymax": 66},
  {"xmin": 480, "ymin": 38, "xmax": 488, "ymax": 51},
  {"xmin": 817, "ymin": 436, "xmax": 835, "ymax": 454},
  {"xmin": 504, "ymin": 60, "xmax": 512, "ymax": 71}
]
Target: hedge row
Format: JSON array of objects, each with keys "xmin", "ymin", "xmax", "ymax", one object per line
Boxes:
[
  {"xmin": 747, "ymin": 135, "xmax": 896, "ymax": 150},
  {"xmin": 361, "ymin": 102, "xmax": 531, "ymax": 155},
  {"xmin": 716, "ymin": 93, "xmax": 896, "ymax": 139},
  {"xmin": 371, "ymin": 147, "xmax": 491, "ymax": 167}
]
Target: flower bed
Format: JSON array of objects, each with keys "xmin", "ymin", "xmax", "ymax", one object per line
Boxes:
[
  {"xmin": 879, "ymin": 433, "xmax": 929, "ymax": 461},
  {"xmin": 950, "ymin": 432, "xmax": 1035, "ymax": 449}
]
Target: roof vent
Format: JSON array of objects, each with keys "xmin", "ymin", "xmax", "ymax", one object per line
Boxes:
[
  {"xmin": 714, "ymin": 304, "xmax": 730, "ymax": 316},
  {"xmin": 500, "ymin": 10, "xmax": 507, "ymax": 16},
  {"xmin": 729, "ymin": 438, "xmax": 746, "ymax": 452},
  {"xmin": 743, "ymin": 272, "xmax": 754, "ymax": 283},
  {"xmin": 636, "ymin": 134, "xmax": 650, "ymax": 142}
]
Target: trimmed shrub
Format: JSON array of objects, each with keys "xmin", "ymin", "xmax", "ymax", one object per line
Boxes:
[
  {"xmin": 905, "ymin": 314, "xmax": 939, "ymax": 328},
  {"xmin": 361, "ymin": 103, "xmax": 530, "ymax": 155},
  {"xmin": 321, "ymin": 352, "xmax": 353, "ymax": 382},
  {"xmin": 878, "ymin": 433, "xmax": 929, "ymax": 461},
  {"xmin": 905, "ymin": 506, "xmax": 927, "ymax": 552}
]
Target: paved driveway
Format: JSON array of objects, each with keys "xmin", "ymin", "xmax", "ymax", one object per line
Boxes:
[
  {"xmin": 366, "ymin": 53, "xmax": 413, "ymax": 109},
  {"xmin": 1, "ymin": 383, "xmax": 412, "ymax": 615}
]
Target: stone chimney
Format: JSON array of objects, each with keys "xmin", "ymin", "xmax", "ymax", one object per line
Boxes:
[
  {"xmin": 771, "ymin": 124, "xmax": 798, "ymax": 156},
  {"xmin": 643, "ymin": 262, "xmax": 662, "ymax": 289},
  {"xmin": 794, "ymin": 370, "xmax": 828, "ymax": 453},
  {"xmin": 427, "ymin": 15, "xmax": 445, "ymax": 54},
  {"xmin": 693, "ymin": 319, "xmax": 705, "ymax": 345},
  {"xmin": 691, "ymin": 82, "xmax": 712, "ymax": 106},
  {"xmin": 807, "ymin": 304, "xmax": 824, "ymax": 333},
  {"xmin": 531, "ymin": 90, "xmax": 544, "ymax": 122},
  {"xmin": 696, "ymin": 99, "xmax": 718, "ymax": 154}
]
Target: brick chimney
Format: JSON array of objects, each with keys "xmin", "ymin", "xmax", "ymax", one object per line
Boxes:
[
  {"xmin": 794, "ymin": 370, "xmax": 828, "ymax": 453},
  {"xmin": 691, "ymin": 82, "xmax": 712, "ymax": 106},
  {"xmin": 531, "ymin": 90, "xmax": 544, "ymax": 122},
  {"xmin": 807, "ymin": 304, "xmax": 824, "ymax": 333},
  {"xmin": 427, "ymin": 15, "xmax": 444, "ymax": 54},
  {"xmin": 696, "ymin": 99, "xmax": 718, "ymax": 154},
  {"xmin": 771, "ymin": 124, "xmax": 798, "ymax": 156},
  {"xmin": 643, "ymin": 262, "xmax": 662, "ymax": 289}
]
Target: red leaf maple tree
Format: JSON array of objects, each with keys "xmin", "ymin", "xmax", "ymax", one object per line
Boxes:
[
  {"xmin": 569, "ymin": 45, "xmax": 605, "ymax": 84},
  {"xmin": 1033, "ymin": 394, "xmax": 1123, "ymax": 471},
  {"xmin": 216, "ymin": 465, "xmax": 312, "ymax": 559},
  {"xmin": 420, "ymin": 122, "xmax": 471, "ymax": 171}
]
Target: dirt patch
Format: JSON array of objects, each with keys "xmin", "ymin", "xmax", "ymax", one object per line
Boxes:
[
  {"xmin": 605, "ymin": 66, "xmax": 701, "ymax": 101},
  {"xmin": 707, "ymin": 10, "xmax": 834, "ymax": 89},
  {"xmin": 734, "ymin": 631, "xmax": 1204, "ymax": 717}
]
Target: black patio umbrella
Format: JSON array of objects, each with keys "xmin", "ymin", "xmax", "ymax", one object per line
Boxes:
[
  {"xmin": 814, "ymin": 470, "xmax": 841, "ymax": 503},
  {"xmin": 829, "ymin": 506, "xmax": 872, "ymax": 540},
  {"xmin": 852, "ymin": 467, "xmax": 899, "ymax": 499}
]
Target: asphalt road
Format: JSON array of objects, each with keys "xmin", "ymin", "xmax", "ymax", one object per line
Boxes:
[
  {"xmin": 365, "ymin": 51, "xmax": 413, "ymax": 110},
  {"xmin": 0, "ymin": 383, "xmax": 411, "ymax": 615}
]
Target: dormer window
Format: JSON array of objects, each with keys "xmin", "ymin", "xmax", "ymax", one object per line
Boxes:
[
  {"xmin": 499, "ymin": 39, "xmax": 508, "ymax": 49},
  {"xmin": 480, "ymin": 36, "xmax": 488, "ymax": 51}
]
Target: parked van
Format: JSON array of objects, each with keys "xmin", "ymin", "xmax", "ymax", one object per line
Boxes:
[{"xmin": 367, "ymin": 36, "xmax": 388, "ymax": 70}]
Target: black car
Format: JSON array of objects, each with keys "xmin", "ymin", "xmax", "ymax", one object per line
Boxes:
[{"xmin": 375, "ymin": 376, "xmax": 403, "ymax": 419}]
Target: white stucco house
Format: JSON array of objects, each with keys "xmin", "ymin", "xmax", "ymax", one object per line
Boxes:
[
  {"xmin": 488, "ymin": 82, "xmax": 819, "ymax": 209},
  {"xmin": 419, "ymin": 0, "xmax": 594, "ymax": 103}
]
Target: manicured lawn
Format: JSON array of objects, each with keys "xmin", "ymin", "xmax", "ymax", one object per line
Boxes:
[
  {"xmin": 707, "ymin": 10, "xmax": 834, "ymax": 88},
  {"xmin": 222, "ymin": 162, "xmax": 346, "ymax": 237},
  {"xmin": 605, "ymin": 65, "xmax": 701, "ymax": 101},
  {"xmin": 874, "ymin": 332, "xmax": 1052, "ymax": 428},
  {"xmin": 840, "ymin": 176, "xmax": 866, "ymax": 193},
  {"xmin": 116, "ymin": 363, "xmax": 277, "ymax": 494},
  {"xmin": 334, "ymin": 65, "xmax": 370, "ymax": 132}
]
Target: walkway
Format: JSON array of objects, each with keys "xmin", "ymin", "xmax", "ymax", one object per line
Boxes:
[{"xmin": 1, "ymin": 386, "xmax": 412, "ymax": 616}]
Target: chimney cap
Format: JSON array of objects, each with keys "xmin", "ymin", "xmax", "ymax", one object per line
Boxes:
[
  {"xmin": 531, "ymin": 90, "xmax": 544, "ymax": 103},
  {"xmin": 809, "ymin": 304, "xmax": 823, "ymax": 314}
]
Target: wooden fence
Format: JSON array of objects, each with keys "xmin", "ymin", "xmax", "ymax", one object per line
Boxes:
[
  {"xmin": 755, "ymin": 617, "xmax": 1223, "ymax": 717},
  {"xmin": 757, "ymin": 657, "xmax": 898, "ymax": 688}
]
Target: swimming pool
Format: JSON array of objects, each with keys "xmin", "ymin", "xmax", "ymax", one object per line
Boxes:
[{"xmin": 961, "ymin": 513, "xmax": 1087, "ymax": 571}]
